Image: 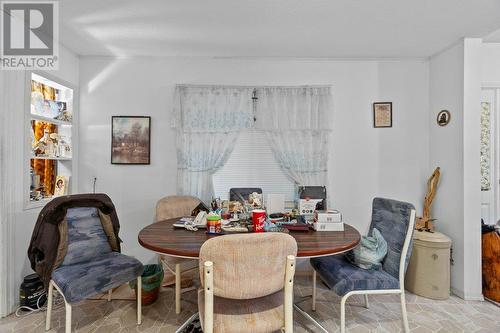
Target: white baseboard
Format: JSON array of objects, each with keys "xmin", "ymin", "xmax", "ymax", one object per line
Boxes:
[{"xmin": 451, "ymin": 287, "xmax": 484, "ymax": 301}]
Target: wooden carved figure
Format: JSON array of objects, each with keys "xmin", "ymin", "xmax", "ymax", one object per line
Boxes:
[{"xmin": 416, "ymin": 167, "xmax": 441, "ymax": 231}]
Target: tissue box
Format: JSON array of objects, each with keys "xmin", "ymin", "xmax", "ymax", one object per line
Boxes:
[
  {"xmin": 314, "ymin": 210, "xmax": 342, "ymax": 223},
  {"xmin": 313, "ymin": 221, "xmax": 344, "ymax": 231}
]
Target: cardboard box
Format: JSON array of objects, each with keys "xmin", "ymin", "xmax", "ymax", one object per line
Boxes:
[
  {"xmin": 298, "ymin": 198, "xmax": 323, "ymax": 215},
  {"xmin": 313, "ymin": 222, "xmax": 344, "ymax": 231},
  {"xmin": 314, "ymin": 210, "xmax": 342, "ymax": 223}
]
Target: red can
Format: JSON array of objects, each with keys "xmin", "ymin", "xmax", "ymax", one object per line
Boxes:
[{"xmin": 252, "ymin": 209, "xmax": 266, "ymax": 233}]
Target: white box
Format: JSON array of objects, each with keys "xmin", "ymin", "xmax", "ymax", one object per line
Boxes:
[
  {"xmin": 313, "ymin": 222, "xmax": 344, "ymax": 231},
  {"xmin": 314, "ymin": 210, "xmax": 342, "ymax": 223},
  {"xmin": 266, "ymin": 194, "xmax": 285, "ymax": 214},
  {"xmin": 298, "ymin": 198, "xmax": 323, "ymax": 215}
]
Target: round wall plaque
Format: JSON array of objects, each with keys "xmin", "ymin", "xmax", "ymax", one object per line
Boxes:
[{"xmin": 437, "ymin": 110, "xmax": 451, "ymax": 126}]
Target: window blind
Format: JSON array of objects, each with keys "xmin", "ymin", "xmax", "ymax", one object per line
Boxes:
[{"xmin": 213, "ymin": 129, "xmax": 295, "ymax": 201}]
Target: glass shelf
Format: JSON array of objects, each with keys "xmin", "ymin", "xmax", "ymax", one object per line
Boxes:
[{"xmin": 31, "ymin": 114, "xmax": 72, "ymax": 126}]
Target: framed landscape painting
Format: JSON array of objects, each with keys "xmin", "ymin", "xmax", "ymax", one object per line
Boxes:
[{"xmin": 111, "ymin": 116, "xmax": 151, "ymax": 164}]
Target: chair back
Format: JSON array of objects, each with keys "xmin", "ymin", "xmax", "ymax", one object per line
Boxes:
[
  {"xmin": 369, "ymin": 197, "xmax": 416, "ymax": 280},
  {"xmin": 61, "ymin": 207, "xmax": 112, "ymax": 266},
  {"xmin": 229, "ymin": 188, "xmax": 262, "ymax": 202},
  {"xmin": 199, "ymin": 233, "xmax": 297, "ymax": 300},
  {"xmin": 155, "ymin": 195, "xmax": 201, "ymax": 221}
]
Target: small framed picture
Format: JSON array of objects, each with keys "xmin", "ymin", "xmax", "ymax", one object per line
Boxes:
[
  {"xmin": 54, "ymin": 176, "xmax": 68, "ymax": 197},
  {"xmin": 373, "ymin": 102, "xmax": 392, "ymax": 128},
  {"xmin": 111, "ymin": 116, "xmax": 151, "ymax": 165},
  {"xmin": 436, "ymin": 110, "xmax": 451, "ymax": 126}
]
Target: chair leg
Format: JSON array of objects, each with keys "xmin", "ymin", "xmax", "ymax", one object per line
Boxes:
[
  {"xmin": 401, "ymin": 291, "xmax": 409, "ymax": 333},
  {"xmin": 175, "ymin": 263, "xmax": 181, "ymax": 314},
  {"xmin": 137, "ymin": 277, "xmax": 142, "ymax": 325},
  {"xmin": 45, "ymin": 280, "xmax": 53, "ymax": 331},
  {"xmin": 65, "ymin": 301, "xmax": 72, "ymax": 333},
  {"xmin": 312, "ymin": 270, "xmax": 317, "ymax": 311},
  {"xmin": 340, "ymin": 294, "xmax": 349, "ymax": 333},
  {"xmin": 107, "ymin": 289, "xmax": 112, "ymax": 302},
  {"xmin": 364, "ymin": 294, "xmax": 369, "ymax": 309}
]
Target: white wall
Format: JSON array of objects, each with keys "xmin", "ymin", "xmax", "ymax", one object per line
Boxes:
[
  {"xmin": 482, "ymin": 43, "xmax": 500, "ymax": 83},
  {"xmin": 78, "ymin": 57, "xmax": 430, "ymax": 264},
  {"xmin": 429, "ymin": 38, "xmax": 483, "ymax": 300},
  {"xmin": 1, "ymin": 46, "xmax": 79, "ymax": 315}
]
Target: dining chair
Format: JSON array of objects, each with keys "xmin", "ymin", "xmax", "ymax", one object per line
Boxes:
[
  {"xmin": 45, "ymin": 206, "xmax": 143, "ymax": 333},
  {"xmin": 155, "ymin": 195, "xmax": 201, "ymax": 314},
  {"xmin": 229, "ymin": 187, "xmax": 262, "ymax": 202},
  {"xmin": 310, "ymin": 197, "xmax": 416, "ymax": 333},
  {"xmin": 199, "ymin": 233, "xmax": 297, "ymax": 333}
]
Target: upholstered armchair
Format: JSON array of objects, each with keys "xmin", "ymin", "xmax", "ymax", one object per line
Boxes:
[
  {"xmin": 155, "ymin": 195, "xmax": 201, "ymax": 314},
  {"xmin": 43, "ymin": 205, "xmax": 143, "ymax": 333},
  {"xmin": 310, "ymin": 197, "xmax": 416, "ymax": 333},
  {"xmin": 198, "ymin": 233, "xmax": 297, "ymax": 333}
]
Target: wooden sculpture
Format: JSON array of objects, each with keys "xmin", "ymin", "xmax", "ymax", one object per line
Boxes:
[{"xmin": 416, "ymin": 167, "xmax": 441, "ymax": 231}]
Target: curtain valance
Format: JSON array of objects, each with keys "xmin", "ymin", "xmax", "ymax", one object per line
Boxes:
[
  {"xmin": 172, "ymin": 85, "xmax": 254, "ymax": 132},
  {"xmin": 172, "ymin": 85, "xmax": 333, "ymax": 131},
  {"xmin": 255, "ymin": 86, "xmax": 333, "ymax": 131}
]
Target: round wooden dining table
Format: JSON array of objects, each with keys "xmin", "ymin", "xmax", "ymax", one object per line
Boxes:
[
  {"xmin": 138, "ymin": 218, "xmax": 360, "ymax": 259},
  {"xmin": 138, "ymin": 218, "xmax": 360, "ymax": 333}
]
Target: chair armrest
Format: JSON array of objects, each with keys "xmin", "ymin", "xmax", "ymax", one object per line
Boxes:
[
  {"xmin": 284, "ymin": 255, "xmax": 296, "ymax": 333},
  {"xmin": 204, "ymin": 261, "xmax": 214, "ymax": 333}
]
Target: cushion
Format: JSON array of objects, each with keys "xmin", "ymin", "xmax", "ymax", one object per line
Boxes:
[
  {"xmin": 61, "ymin": 207, "xmax": 112, "ymax": 266},
  {"xmin": 310, "ymin": 254, "xmax": 400, "ymax": 297},
  {"xmin": 198, "ymin": 289, "xmax": 284, "ymax": 333},
  {"xmin": 370, "ymin": 198, "xmax": 415, "ymax": 279},
  {"xmin": 53, "ymin": 252, "xmax": 143, "ymax": 303}
]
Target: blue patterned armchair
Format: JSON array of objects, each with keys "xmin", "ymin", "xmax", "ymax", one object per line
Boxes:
[
  {"xmin": 310, "ymin": 198, "xmax": 416, "ymax": 333},
  {"xmin": 45, "ymin": 206, "xmax": 143, "ymax": 333}
]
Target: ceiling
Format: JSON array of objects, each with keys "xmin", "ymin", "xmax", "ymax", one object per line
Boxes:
[
  {"xmin": 59, "ymin": 0, "xmax": 500, "ymax": 58},
  {"xmin": 484, "ymin": 27, "xmax": 500, "ymax": 43}
]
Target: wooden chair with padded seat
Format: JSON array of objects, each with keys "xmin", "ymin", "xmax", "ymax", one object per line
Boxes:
[
  {"xmin": 199, "ymin": 233, "xmax": 297, "ymax": 333},
  {"xmin": 155, "ymin": 195, "xmax": 201, "ymax": 314}
]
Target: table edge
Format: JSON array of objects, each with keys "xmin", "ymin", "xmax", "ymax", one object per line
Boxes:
[{"xmin": 138, "ymin": 220, "xmax": 360, "ymax": 259}]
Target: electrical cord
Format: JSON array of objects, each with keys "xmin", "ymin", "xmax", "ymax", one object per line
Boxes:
[{"xmin": 15, "ymin": 290, "xmax": 64, "ymax": 317}]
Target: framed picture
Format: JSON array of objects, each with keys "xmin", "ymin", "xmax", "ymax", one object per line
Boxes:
[
  {"xmin": 53, "ymin": 176, "xmax": 68, "ymax": 197},
  {"xmin": 111, "ymin": 116, "xmax": 151, "ymax": 165},
  {"xmin": 373, "ymin": 102, "xmax": 392, "ymax": 128},
  {"xmin": 436, "ymin": 110, "xmax": 451, "ymax": 126}
]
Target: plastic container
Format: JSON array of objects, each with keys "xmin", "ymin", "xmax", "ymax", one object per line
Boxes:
[
  {"xmin": 19, "ymin": 273, "xmax": 46, "ymax": 310},
  {"xmin": 207, "ymin": 214, "xmax": 222, "ymax": 234},
  {"xmin": 130, "ymin": 264, "xmax": 164, "ymax": 306}
]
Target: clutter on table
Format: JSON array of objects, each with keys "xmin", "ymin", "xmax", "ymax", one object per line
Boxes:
[{"xmin": 174, "ymin": 186, "xmax": 344, "ymax": 234}]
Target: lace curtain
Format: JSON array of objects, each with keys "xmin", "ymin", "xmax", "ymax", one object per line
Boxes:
[
  {"xmin": 257, "ymin": 86, "xmax": 332, "ymax": 187},
  {"xmin": 172, "ymin": 85, "xmax": 333, "ymax": 202},
  {"xmin": 172, "ymin": 85, "xmax": 254, "ymax": 203}
]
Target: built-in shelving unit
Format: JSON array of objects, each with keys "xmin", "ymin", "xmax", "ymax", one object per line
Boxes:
[{"xmin": 25, "ymin": 72, "xmax": 77, "ymax": 209}]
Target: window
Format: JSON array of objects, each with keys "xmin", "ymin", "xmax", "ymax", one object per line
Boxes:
[
  {"xmin": 481, "ymin": 102, "xmax": 492, "ymax": 191},
  {"xmin": 213, "ymin": 129, "xmax": 295, "ymax": 201}
]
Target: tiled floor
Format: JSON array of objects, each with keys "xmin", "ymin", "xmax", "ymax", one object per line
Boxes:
[{"xmin": 1, "ymin": 275, "xmax": 500, "ymax": 333}]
